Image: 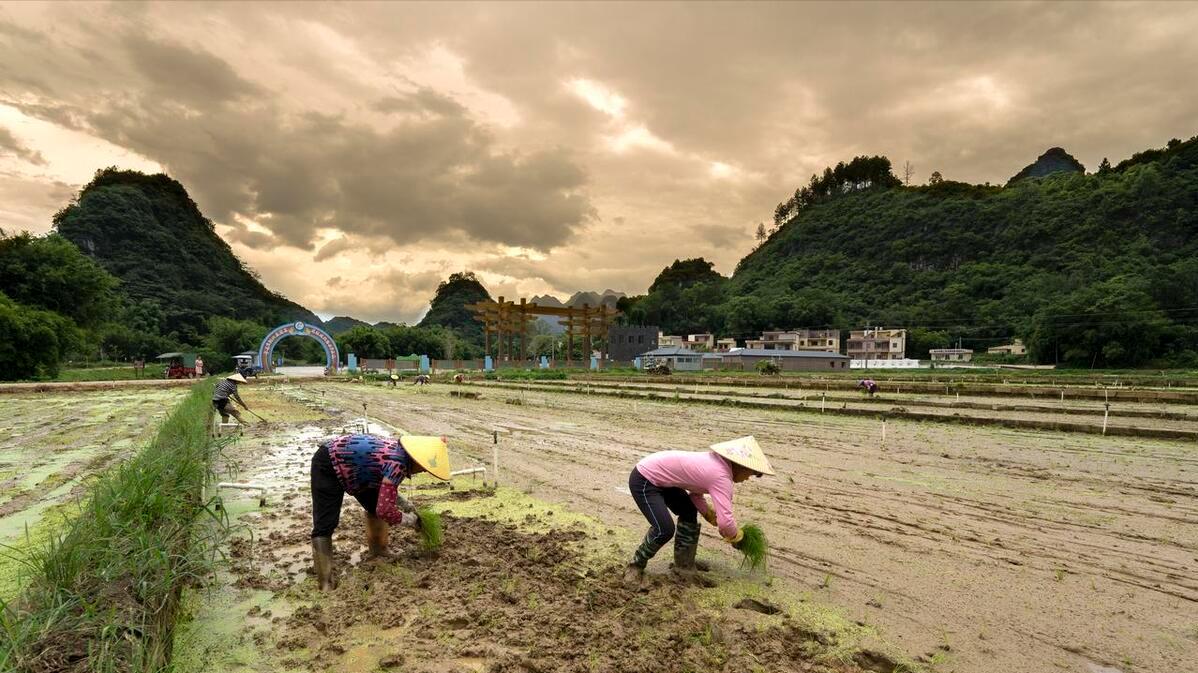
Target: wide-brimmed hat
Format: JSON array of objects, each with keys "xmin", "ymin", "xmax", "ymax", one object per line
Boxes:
[
  {"xmin": 391, "ymin": 374, "xmax": 399, "ymax": 380},
  {"xmin": 401, "ymin": 435, "xmax": 451, "ymax": 481},
  {"xmin": 226, "ymin": 373, "xmax": 248, "ymax": 383},
  {"xmin": 710, "ymin": 436, "xmax": 775, "ymax": 476}
]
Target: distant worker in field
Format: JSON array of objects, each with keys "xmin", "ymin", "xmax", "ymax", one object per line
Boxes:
[
  {"xmin": 453, "ymin": 373, "xmax": 464, "ymax": 384},
  {"xmin": 858, "ymin": 379, "xmax": 879, "ymax": 398},
  {"xmin": 194, "ymin": 355, "xmax": 204, "ymax": 378},
  {"xmin": 389, "ymin": 374, "xmax": 399, "ymax": 388},
  {"xmin": 309, "ymin": 434, "xmax": 450, "ymax": 590},
  {"xmin": 414, "ymin": 374, "xmax": 430, "ymax": 386},
  {"xmin": 212, "ymin": 372, "xmax": 251, "ymax": 424},
  {"xmin": 623, "ymin": 436, "xmax": 775, "ymax": 588}
]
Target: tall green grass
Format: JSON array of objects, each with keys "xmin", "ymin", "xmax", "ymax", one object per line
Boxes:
[{"xmin": 0, "ymin": 381, "xmax": 225, "ymax": 672}]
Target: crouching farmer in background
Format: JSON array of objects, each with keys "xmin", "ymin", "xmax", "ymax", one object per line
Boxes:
[
  {"xmin": 310, "ymin": 434, "xmax": 450, "ymax": 590},
  {"xmin": 624, "ymin": 436, "xmax": 774, "ymax": 588}
]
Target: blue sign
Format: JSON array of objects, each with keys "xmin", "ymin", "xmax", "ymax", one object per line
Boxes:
[
  {"xmin": 419, "ymin": 354, "xmax": 430, "ymax": 373},
  {"xmin": 484, "ymin": 355, "xmax": 493, "ymax": 372}
]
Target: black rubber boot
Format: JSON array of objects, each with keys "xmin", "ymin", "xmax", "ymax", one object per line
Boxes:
[
  {"xmin": 673, "ymin": 521, "xmax": 716, "ymax": 586},
  {"xmin": 312, "ymin": 536, "xmax": 336, "ymax": 591}
]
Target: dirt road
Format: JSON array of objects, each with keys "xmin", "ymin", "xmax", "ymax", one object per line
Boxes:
[{"xmin": 302, "ymin": 382, "xmax": 1197, "ymax": 673}]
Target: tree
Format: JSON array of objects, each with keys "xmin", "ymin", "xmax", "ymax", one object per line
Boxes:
[
  {"xmin": 755, "ymin": 223, "xmax": 767, "ymax": 244},
  {"xmin": 0, "ymin": 292, "xmax": 79, "ymax": 379},
  {"xmin": 1098, "ymin": 157, "xmax": 1112, "ymax": 174},
  {"xmin": 928, "ymin": 171, "xmax": 944, "ymax": 185},
  {"xmin": 337, "ymin": 325, "xmax": 391, "ymax": 359},
  {"xmin": 0, "ymin": 231, "xmax": 120, "ymax": 328},
  {"xmin": 903, "ymin": 161, "xmax": 914, "ymax": 186}
]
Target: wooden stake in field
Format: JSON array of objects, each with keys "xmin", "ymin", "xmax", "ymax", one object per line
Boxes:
[
  {"xmin": 821, "ymin": 392, "xmax": 826, "ymax": 413},
  {"xmin": 493, "ymin": 429, "xmax": 501, "ymax": 485},
  {"xmin": 1102, "ymin": 403, "xmax": 1110, "ymax": 436},
  {"xmin": 881, "ymin": 418, "xmax": 887, "ymax": 447}
]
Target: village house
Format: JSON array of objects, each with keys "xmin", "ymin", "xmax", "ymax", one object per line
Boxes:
[
  {"xmin": 744, "ymin": 329, "xmax": 840, "ymax": 353},
  {"xmin": 930, "ymin": 348, "xmax": 974, "ymax": 362},
  {"xmin": 847, "ymin": 328, "xmax": 907, "ymax": 361},
  {"xmin": 987, "ymin": 339, "xmax": 1027, "ymax": 356}
]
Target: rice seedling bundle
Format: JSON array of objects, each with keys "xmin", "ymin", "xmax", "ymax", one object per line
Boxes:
[
  {"xmin": 738, "ymin": 524, "xmax": 768, "ymax": 572},
  {"xmin": 416, "ymin": 507, "xmax": 443, "ymax": 552}
]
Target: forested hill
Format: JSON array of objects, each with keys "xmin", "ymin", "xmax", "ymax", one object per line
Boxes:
[
  {"xmin": 624, "ymin": 135, "xmax": 1198, "ymax": 367},
  {"xmin": 417, "ymin": 271, "xmax": 492, "ymax": 345},
  {"xmin": 733, "ymin": 136, "xmax": 1198, "ymax": 366},
  {"xmin": 54, "ymin": 169, "xmax": 320, "ymax": 342}
]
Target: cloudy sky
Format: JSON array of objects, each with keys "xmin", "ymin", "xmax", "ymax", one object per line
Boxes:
[{"xmin": 2, "ymin": 2, "xmax": 1196, "ymax": 323}]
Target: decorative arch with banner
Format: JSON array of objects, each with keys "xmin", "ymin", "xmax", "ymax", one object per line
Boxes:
[{"xmin": 257, "ymin": 321, "xmax": 340, "ymax": 373}]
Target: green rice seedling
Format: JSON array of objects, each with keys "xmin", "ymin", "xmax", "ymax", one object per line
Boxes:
[
  {"xmin": 737, "ymin": 524, "xmax": 768, "ymax": 572},
  {"xmin": 416, "ymin": 507, "xmax": 443, "ymax": 552}
]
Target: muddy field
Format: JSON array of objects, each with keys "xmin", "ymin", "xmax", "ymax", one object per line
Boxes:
[
  {"xmin": 264, "ymin": 380, "xmax": 1197, "ymax": 673},
  {"xmin": 0, "ymin": 387, "xmax": 184, "ymax": 600},
  {"xmin": 176, "ymin": 385, "xmax": 895, "ymax": 673},
  {"xmin": 473, "ymin": 379, "xmax": 1198, "ymax": 436}
]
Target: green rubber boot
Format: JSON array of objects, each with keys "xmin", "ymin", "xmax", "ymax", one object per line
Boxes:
[{"xmin": 312, "ymin": 536, "xmax": 336, "ymax": 591}]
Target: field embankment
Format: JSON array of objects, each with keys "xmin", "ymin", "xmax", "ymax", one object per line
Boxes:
[{"xmin": 0, "ymin": 381, "xmax": 221, "ymax": 673}]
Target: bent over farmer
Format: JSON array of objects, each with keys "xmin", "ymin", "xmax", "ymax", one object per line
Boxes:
[
  {"xmin": 212, "ymin": 372, "xmax": 251, "ymax": 423},
  {"xmin": 310, "ymin": 434, "xmax": 450, "ymax": 590},
  {"xmin": 858, "ymin": 379, "xmax": 879, "ymax": 397},
  {"xmin": 624, "ymin": 436, "xmax": 775, "ymax": 588}
]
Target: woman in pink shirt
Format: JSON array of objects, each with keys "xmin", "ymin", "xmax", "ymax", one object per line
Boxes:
[{"xmin": 624, "ymin": 436, "xmax": 775, "ymax": 588}]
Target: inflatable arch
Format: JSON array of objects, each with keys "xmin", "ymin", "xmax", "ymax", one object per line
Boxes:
[{"xmin": 257, "ymin": 321, "xmax": 340, "ymax": 373}]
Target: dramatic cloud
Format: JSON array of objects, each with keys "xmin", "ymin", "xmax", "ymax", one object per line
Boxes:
[
  {"xmin": 0, "ymin": 126, "xmax": 45, "ymax": 165},
  {"xmin": 1, "ymin": 2, "xmax": 1196, "ymax": 320}
]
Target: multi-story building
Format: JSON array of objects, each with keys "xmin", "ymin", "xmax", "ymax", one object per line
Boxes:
[
  {"xmin": 609, "ymin": 326, "xmax": 659, "ymax": 362},
  {"xmin": 745, "ymin": 329, "xmax": 840, "ymax": 353},
  {"xmin": 715, "ymin": 338, "xmax": 738, "ymax": 352},
  {"xmin": 847, "ymin": 328, "xmax": 907, "ymax": 361}
]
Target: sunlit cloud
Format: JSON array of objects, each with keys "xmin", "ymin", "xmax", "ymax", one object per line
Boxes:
[{"xmin": 568, "ymin": 78, "xmax": 628, "ymax": 118}]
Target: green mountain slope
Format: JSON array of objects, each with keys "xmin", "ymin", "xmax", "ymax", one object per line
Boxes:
[
  {"xmin": 733, "ymin": 137, "xmax": 1198, "ymax": 366},
  {"xmin": 417, "ymin": 271, "xmax": 493, "ymax": 345},
  {"xmin": 54, "ymin": 169, "xmax": 320, "ymax": 342},
  {"xmin": 325, "ymin": 315, "xmax": 371, "ymax": 335},
  {"xmin": 1007, "ymin": 147, "xmax": 1085, "ymax": 184},
  {"xmin": 625, "ymin": 136, "xmax": 1198, "ymax": 367}
]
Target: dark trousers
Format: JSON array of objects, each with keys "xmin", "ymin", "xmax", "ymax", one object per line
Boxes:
[
  {"xmin": 311, "ymin": 445, "xmax": 379, "ymax": 538},
  {"xmin": 629, "ymin": 467, "xmax": 698, "ymax": 567}
]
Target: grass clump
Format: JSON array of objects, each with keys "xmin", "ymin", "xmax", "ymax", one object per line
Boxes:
[
  {"xmin": 737, "ymin": 524, "xmax": 768, "ymax": 572},
  {"xmin": 416, "ymin": 507, "xmax": 444, "ymax": 552}
]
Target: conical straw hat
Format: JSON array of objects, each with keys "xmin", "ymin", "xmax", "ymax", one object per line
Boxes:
[
  {"xmin": 710, "ymin": 436, "xmax": 775, "ymax": 476},
  {"xmin": 401, "ymin": 435, "xmax": 451, "ymax": 481},
  {"xmin": 226, "ymin": 372, "xmax": 248, "ymax": 383}
]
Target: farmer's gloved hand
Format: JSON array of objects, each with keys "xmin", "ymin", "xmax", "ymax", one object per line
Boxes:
[
  {"xmin": 701, "ymin": 508, "xmax": 718, "ymax": 526},
  {"xmin": 399, "ymin": 511, "xmax": 421, "ymax": 529},
  {"xmin": 724, "ymin": 528, "xmax": 744, "ymax": 549}
]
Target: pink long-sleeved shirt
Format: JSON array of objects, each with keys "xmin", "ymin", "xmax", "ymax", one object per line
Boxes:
[{"xmin": 636, "ymin": 450, "xmax": 738, "ymax": 539}]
